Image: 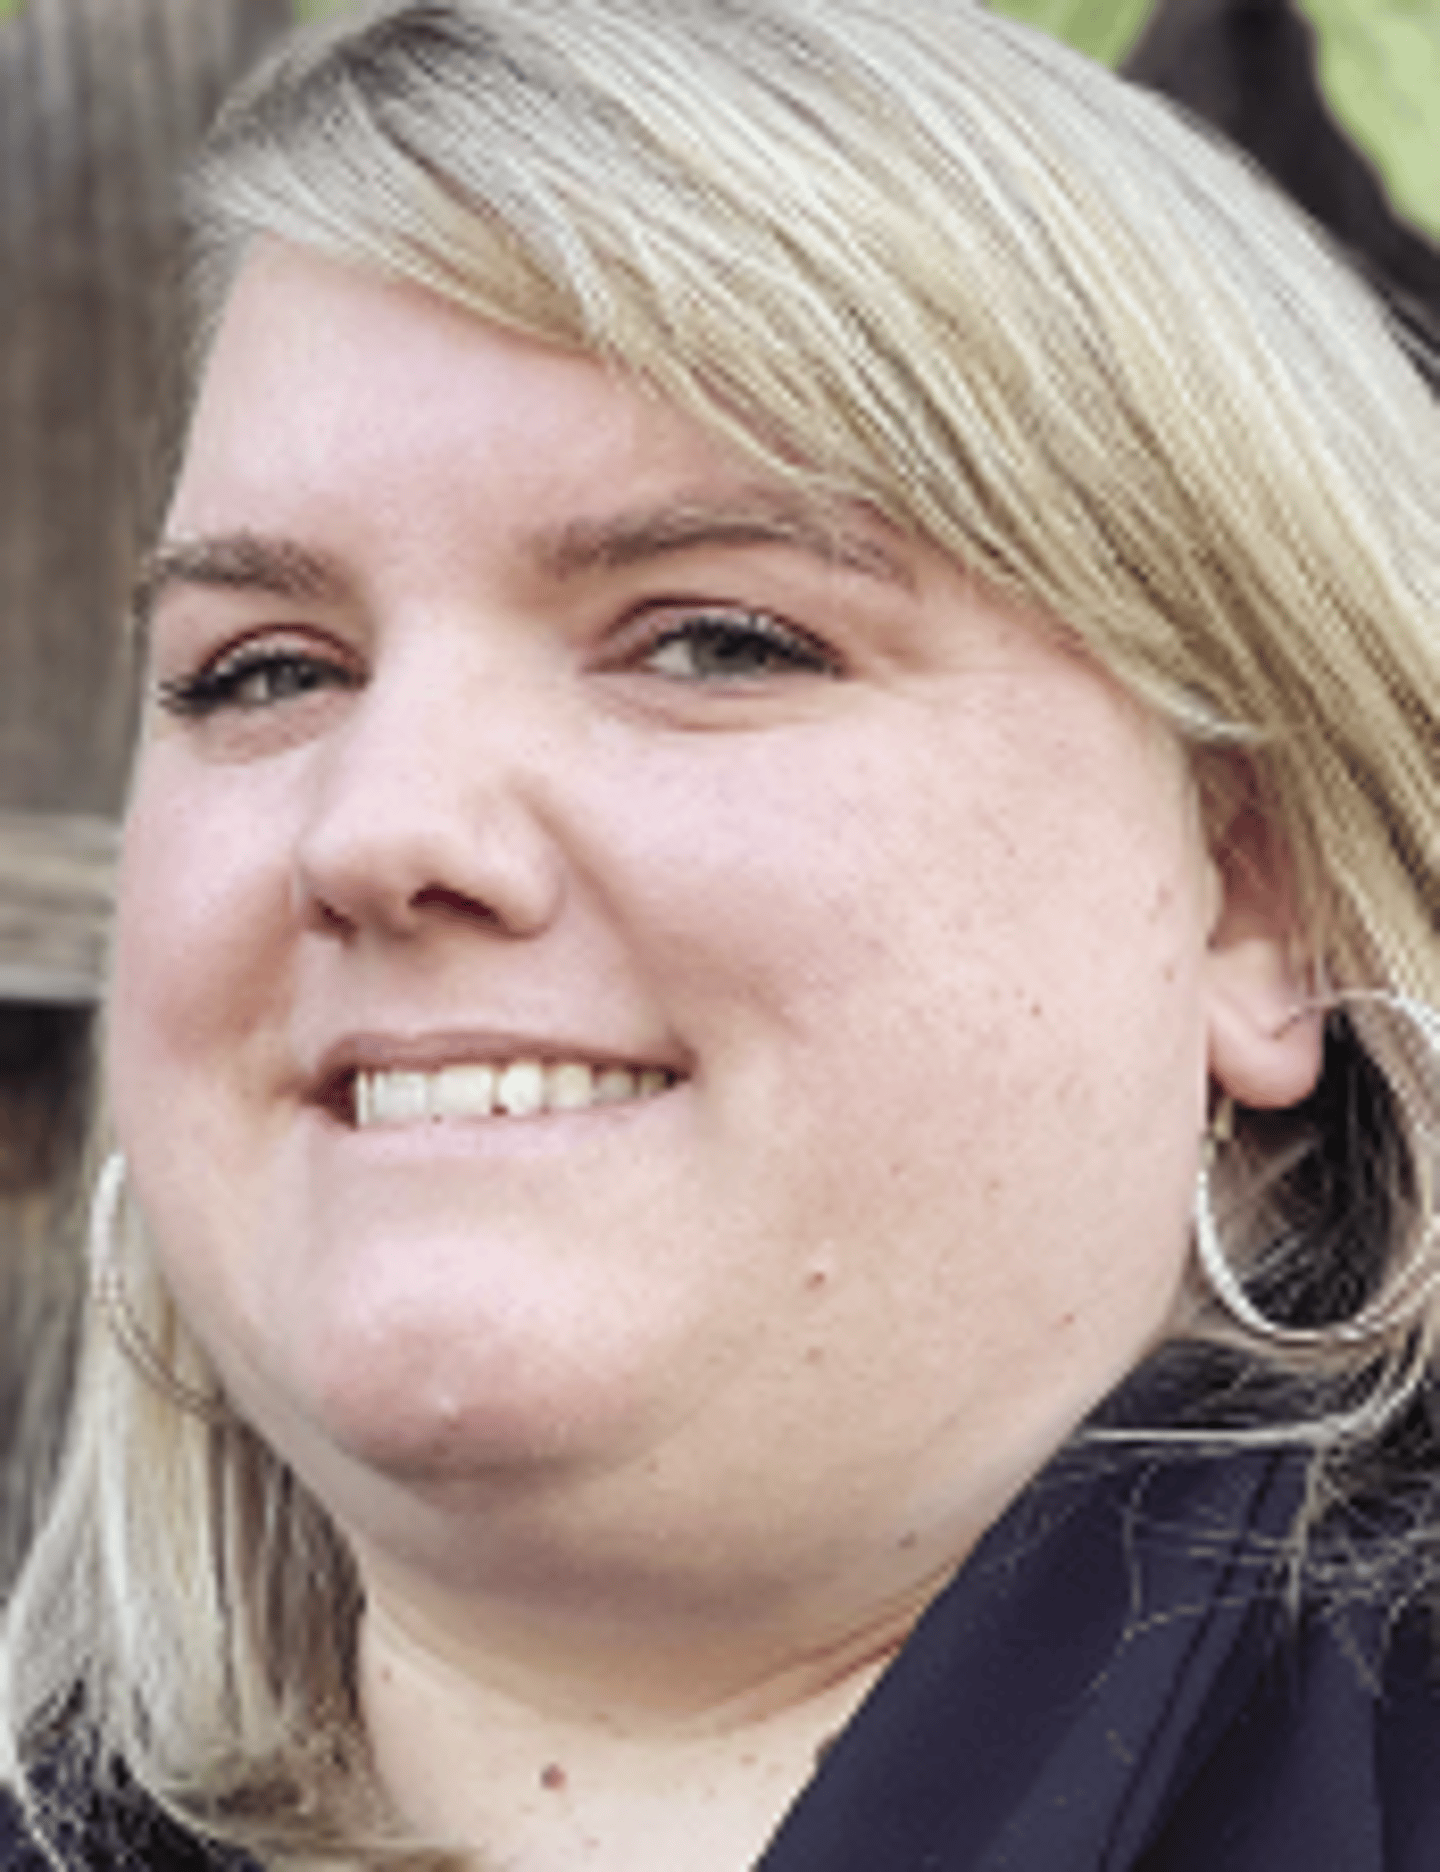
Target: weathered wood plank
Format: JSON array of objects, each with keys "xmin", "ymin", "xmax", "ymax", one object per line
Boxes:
[
  {"xmin": 0, "ymin": 809, "xmax": 117, "ymax": 1000},
  {"xmin": 0, "ymin": 0, "xmax": 294, "ymax": 822}
]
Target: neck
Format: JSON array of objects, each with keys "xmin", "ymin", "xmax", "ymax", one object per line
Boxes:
[{"xmin": 357, "ymin": 1558, "xmax": 943, "ymax": 1871}]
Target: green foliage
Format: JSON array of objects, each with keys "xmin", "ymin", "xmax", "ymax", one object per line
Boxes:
[
  {"xmin": 1302, "ymin": 0, "xmax": 1440, "ymax": 241},
  {"xmin": 983, "ymin": 0, "xmax": 1155, "ymax": 66},
  {"xmin": 0, "ymin": 0, "xmax": 25, "ymax": 20}
]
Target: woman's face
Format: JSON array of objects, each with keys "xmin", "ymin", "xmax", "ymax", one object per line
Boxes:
[{"xmin": 110, "ymin": 242, "xmax": 1275, "ymax": 1599}]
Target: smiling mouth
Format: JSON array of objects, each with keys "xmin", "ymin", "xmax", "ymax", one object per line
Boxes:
[{"xmin": 348, "ymin": 1060, "xmax": 678, "ymax": 1129}]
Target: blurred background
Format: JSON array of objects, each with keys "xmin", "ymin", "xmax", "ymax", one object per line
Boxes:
[{"xmin": 0, "ymin": 0, "xmax": 1436, "ymax": 1586}]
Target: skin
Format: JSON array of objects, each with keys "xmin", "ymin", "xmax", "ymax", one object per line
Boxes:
[{"xmin": 109, "ymin": 240, "xmax": 1322, "ymax": 1867}]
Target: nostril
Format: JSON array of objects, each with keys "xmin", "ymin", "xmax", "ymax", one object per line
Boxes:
[
  {"xmin": 294, "ymin": 885, "xmax": 356, "ymax": 937},
  {"xmin": 291, "ymin": 761, "xmax": 568, "ymax": 942},
  {"xmin": 411, "ymin": 884, "xmax": 507, "ymax": 927}
]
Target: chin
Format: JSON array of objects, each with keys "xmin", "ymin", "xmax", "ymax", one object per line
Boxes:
[{"xmin": 239, "ymin": 1299, "xmax": 661, "ymax": 1503}]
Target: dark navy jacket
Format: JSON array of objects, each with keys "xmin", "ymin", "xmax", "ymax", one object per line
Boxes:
[
  {"xmin": 5, "ymin": 1399, "xmax": 1439, "ymax": 1867},
  {"xmin": 758, "ymin": 1441, "xmax": 1440, "ymax": 1870}
]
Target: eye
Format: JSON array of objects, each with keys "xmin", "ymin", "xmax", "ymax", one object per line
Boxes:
[
  {"xmin": 637, "ymin": 608, "xmax": 841, "ymax": 682},
  {"xmin": 158, "ymin": 639, "xmax": 361, "ymax": 718}
]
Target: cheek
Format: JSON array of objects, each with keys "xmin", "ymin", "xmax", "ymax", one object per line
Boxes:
[
  {"xmin": 106, "ymin": 748, "xmax": 295, "ymax": 1141},
  {"xmin": 597, "ymin": 707, "xmax": 1205, "ymax": 1056},
  {"xmin": 586, "ymin": 700, "xmax": 1211, "ymax": 1279}
]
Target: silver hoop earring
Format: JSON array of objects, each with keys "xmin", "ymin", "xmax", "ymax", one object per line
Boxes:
[
  {"xmin": 88, "ymin": 1151, "xmax": 227, "ymax": 1424},
  {"xmin": 1194, "ymin": 989, "xmax": 1440, "ymax": 1346},
  {"xmin": 1192, "ymin": 1103, "xmax": 1321, "ymax": 1343}
]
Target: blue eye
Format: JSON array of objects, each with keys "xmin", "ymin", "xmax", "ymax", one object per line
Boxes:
[
  {"xmin": 641, "ymin": 610, "xmax": 840, "ymax": 682},
  {"xmin": 159, "ymin": 646, "xmax": 358, "ymax": 718}
]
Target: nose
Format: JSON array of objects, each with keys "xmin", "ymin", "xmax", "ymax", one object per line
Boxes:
[{"xmin": 292, "ymin": 640, "xmax": 568, "ymax": 943}]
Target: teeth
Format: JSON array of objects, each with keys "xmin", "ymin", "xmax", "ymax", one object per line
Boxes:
[
  {"xmin": 351, "ymin": 1059, "xmax": 672, "ymax": 1128},
  {"xmin": 433, "ymin": 1063, "xmax": 496, "ymax": 1119},
  {"xmin": 548, "ymin": 1062, "xmax": 596, "ymax": 1111},
  {"xmin": 594, "ymin": 1066, "xmax": 637, "ymax": 1104},
  {"xmin": 369, "ymin": 1071, "xmax": 429, "ymax": 1125},
  {"xmin": 497, "ymin": 1060, "xmax": 545, "ymax": 1118}
]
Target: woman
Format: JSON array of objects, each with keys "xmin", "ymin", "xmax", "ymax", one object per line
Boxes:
[{"xmin": 2, "ymin": 0, "xmax": 1437, "ymax": 1865}]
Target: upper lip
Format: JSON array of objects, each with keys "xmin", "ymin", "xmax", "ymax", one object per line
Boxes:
[{"xmin": 305, "ymin": 1029, "xmax": 690, "ymax": 1104}]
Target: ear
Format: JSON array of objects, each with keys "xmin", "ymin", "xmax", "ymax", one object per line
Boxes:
[{"xmin": 1201, "ymin": 771, "xmax": 1324, "ymax": 1111}]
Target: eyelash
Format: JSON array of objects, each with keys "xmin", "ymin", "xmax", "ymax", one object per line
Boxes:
[
  {"xmin": 156, "ymin": 604, "xmax": 840, "ymax": 724},
  {"xmin": 158, "ymin": 645, "xmax": 358, "ymax": 719},
  {"xmin": 635, "ymin": 607, "xmax": 841, "ymax": 682}
]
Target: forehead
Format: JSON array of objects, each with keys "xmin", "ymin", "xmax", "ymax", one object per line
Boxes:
[
  {"xmin": 159, "ymin": 240, "xmax": 921, "ymax": 608},
  {"xmin": 175, "ymin": 241, "xmax": 710, "ymax": 502},
  {"xmin": 183, "ymin": 246, "xmax": 764, "ymax": 497}
]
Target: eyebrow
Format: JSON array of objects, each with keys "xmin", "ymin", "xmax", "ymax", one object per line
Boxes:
[
  {"xmin": 131, "ymin": 533, "xmax": 351, "ymax": 650},
  {"xmin": 533, "ymin": 490, "xmax": 914, "ymax": 588},
  {"xmin": 132, "ymin": 490, "xmax": 911, "ymax": 648}
]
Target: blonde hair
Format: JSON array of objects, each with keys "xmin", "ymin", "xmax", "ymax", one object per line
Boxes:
[{"xmin": 4, "ymin": 0, "xmax": 1438, "ymax": 1862}]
